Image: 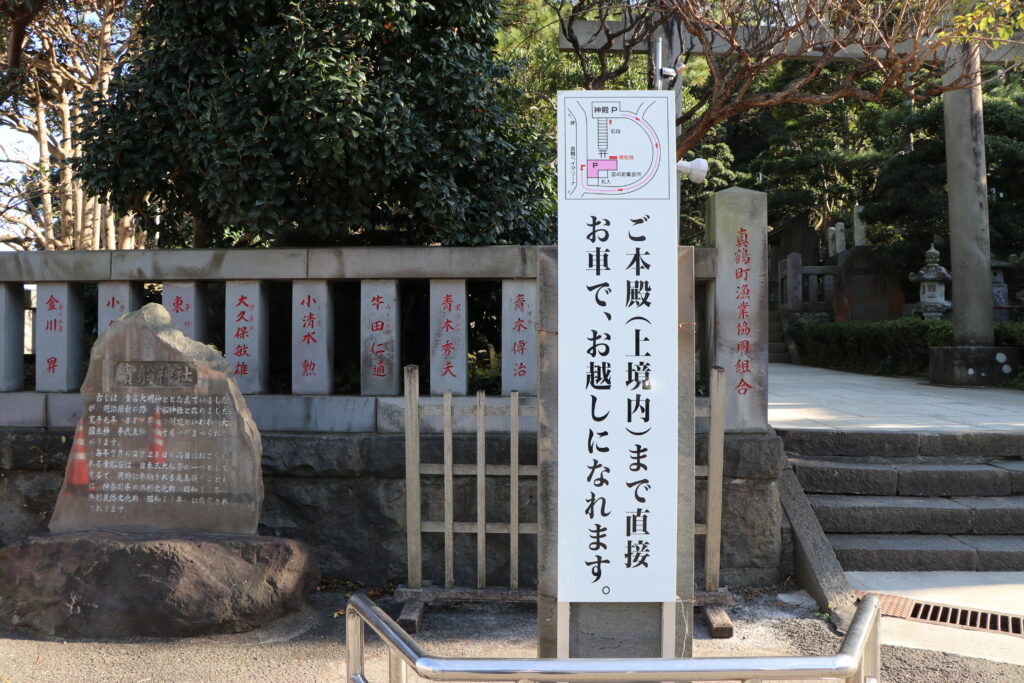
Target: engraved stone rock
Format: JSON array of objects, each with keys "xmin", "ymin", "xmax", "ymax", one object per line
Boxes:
[{"xmin": 48, "ymin": 303, "xmax": 263, "ymax": 534}]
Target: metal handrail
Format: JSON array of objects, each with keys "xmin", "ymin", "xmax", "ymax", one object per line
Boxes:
[{"xmin": 345, "ymin": 593, "xmax": 881, "ymax": 683}]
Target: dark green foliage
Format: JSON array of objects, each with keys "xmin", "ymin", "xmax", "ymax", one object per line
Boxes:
[
  {"xmin": 76, "ymin": 0, "xmax": 553, "ymax": 247},
  {"xmin": 789, "ymin": 318, "xmax": 1024, "ymax": 380},
  {"xmin": 864, "ymin": 79, "xmax": 1024, "ymax": 257}
]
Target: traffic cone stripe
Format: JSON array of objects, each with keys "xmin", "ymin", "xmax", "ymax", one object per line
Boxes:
[{"xmin": 64, "ymin": 419, "xmax": 92, "ymax": 491}]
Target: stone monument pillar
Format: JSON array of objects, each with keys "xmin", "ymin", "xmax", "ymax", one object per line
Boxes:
[{"xmin": 930, "ymin": 44, "xmax": 1018, "ymax": 385}]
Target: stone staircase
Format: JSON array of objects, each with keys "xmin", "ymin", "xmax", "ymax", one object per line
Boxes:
[{"xmin": 790, "ymin": 455, "xmax": 1024, "ymax": 571}]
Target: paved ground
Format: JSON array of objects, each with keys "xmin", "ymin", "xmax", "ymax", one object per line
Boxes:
[
  {"xmin": 2, "ymin": 588, "xmax": 1022, "ymax": 682},
  {"xmin": 768, "ymin": 363, "xmax": 1024, "ymax": 431}
]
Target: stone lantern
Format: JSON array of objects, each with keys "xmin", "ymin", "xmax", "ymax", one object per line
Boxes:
[{"xmin": 909, "ymin": 244, "xmax": 952, "ymax": 320}]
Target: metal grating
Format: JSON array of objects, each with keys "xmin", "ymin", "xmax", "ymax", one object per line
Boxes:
[{"xmin": 855, "ymin": 591, "xmax": 1024, "ymax": 638}]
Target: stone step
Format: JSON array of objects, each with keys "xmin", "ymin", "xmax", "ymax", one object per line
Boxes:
[
  {"xmin": 809, "ymin": 494, "xmax": 971, "ymax": 534},
  {"xmin": 768, "ymin": 342, "xmax": 788, "ymax": 353},
  {"xmin": 828, "ymin": 534, "xmax": 1024, "ymax": 571},
  {"xmin": 789, "ymin": 456, "xmax": 1013, "ymax": 496},
  {"xmin": 809, "ymin": 494, "xmax": 1024, "ymax": 534},
  {"xmin": 769, "ymin": 352, "xmax": 791, "ymax": 363}
]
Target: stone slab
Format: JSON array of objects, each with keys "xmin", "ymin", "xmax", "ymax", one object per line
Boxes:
[
  {"xmin": 97, "ymin": 282, "xmax": 145, "ymax": 333},
  {"xmin": 777, "ymin": 430, "xmax": 922, "ymax": 458},
  {"xmin": 45, "ymin": 392, "xmax": 83, "ymax": 427},
  {"xmin": 500, "ymin": 279, "xmax": 537, "ymax": 396},
  {"xmin": 0, "ymin": 251, "xmax": 111, "ymax": 282},
  {"xmin": 920, "ymin": 433, "xmax": 1024, "ymax": 458},
  {"xmin": 307, "ymin": 246, "xmax": 536, "ymax": 279},
  {"xmin": 35, "ymin": 283, "xmax": 84, "ymax": 392},
  {"xmin": 246, "ymin": 395, "xmax": 376, "ymax": 433},
  {"xmin": 376, "ymin": 396, "xmax": 538, "ymax": 434},
  {"xmin": 48, "ymin": 304, "xmax": 263, "ymax": 535},
  {"xmin": 225, "ymin": 281, "xmax": 270, "ymax": 394},
  {"xmin": 0, "ymin": 531, "xmax": 319, "ymax": 637},
  {"xmin": 291, "ymin": 281, "xmax": 334, "ymax": 395},
  {"xmin": 828, "ymin": 534, "xmax": 977, "ymax": 571},
  {"xmin": 569, "ymin": 602, "xmax": 663, "ymax": 657},
  {"xmin": 777, "ymin": 465, "xmax": 857, "ymax": 617},
  {"xmin": 991, "ymin": 461, "xmax": 1024, "ymax": 493},
  {"xmin": 0, "ymin": 393, "xmax": 45, "ymax": 427},
  {"xmin": 0, "ymin": 428, "xmax": 73, "ymax": 471},
  {"xmin": 695, "ymin": 433, "xmax": 783, "ymax": 479},
  {"xmin": 112, "ymin": 249, "xmax": 307, "ymax": 280},
  {"xmin": 808, "ymin": 494, "xmax": 971, "ymax": 534},
  {"xmin": 0, "ymin": 283, "xmax": 24, "ymax": 391},
  {"xmin": 162, "ymin": 282, "xmax": 207, "ymax": 342},
  {"xmin": 953, "ymin": 535, "xmax": 1024, "ymax": 571},
  {"xmin": 428, "ymin": 280, "xmax": 467, "ymax": 396},
  {"xmin": 789, "ymin": 457, "xmax": 897, "ymax": 495},
  {"xmin": 898, "ymin": 464, "xmax": 1010, "ymax": 496},
  {"xmin": 952, "ymin": 496, "xmax": 1024, "ymax": 534},
  {"xmin": 359, "ymin": 280, "xmax": 400, "ymax": 396},
  {"xmin": 707, "ymin": 187, "xmax": 769, "ymax": 433}
]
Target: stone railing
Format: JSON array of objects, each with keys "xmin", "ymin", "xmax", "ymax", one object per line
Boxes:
[
  {"xmin": 0, "ymin": 246, "xmax": 719, "ymax": 433},
  {"xmin": 778, "ymin": 252, "xmax": 839, "ymax": 314}
]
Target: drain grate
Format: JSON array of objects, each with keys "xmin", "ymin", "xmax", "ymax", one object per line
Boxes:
[{"xmin": 855, "ymin": 591, "xmax": 1023, "ymax": 638}]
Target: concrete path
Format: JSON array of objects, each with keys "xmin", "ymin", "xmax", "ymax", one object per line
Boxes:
[
  {"xmin": 768, "ymin": 363, "xmax": 1024, "ymax": 432},
  {"xmin": 847, "ymin": 571, "xmax": 1024, "ymax": 666}
]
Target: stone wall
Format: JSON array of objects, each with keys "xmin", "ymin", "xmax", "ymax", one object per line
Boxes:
[{"xmin": 0, "ymin": 427, "xmax": 785, "ymax": 588}]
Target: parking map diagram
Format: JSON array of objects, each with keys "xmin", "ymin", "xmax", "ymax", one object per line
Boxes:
[{"xmin": 561, "ymin": 95, "xmax": 671, "ymax": 200}]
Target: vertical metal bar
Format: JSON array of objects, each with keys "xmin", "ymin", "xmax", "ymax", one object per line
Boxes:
[
  {"xmin": 476, "ymin": 390, "xmax": 487, "ymax": 589},
  {"xmin": 346, "ymin": 610, "xmax": 364, "ymax": 680},
  {"xmin": 404, "ymin": 365, "xmax": 422, "ymax": 589},
  {"xmin": 388, "ymin": 648, "xmax": 407, "ymax": 683},
  {"xmin": 509, "ymin": 391, "xmax": 520, "ymax": 590},
  {"xmin": 705, "ymin": 367, "xmax": 725, "ymax": 592},
  {"xmin": 443, "ymin": 389, "xmax": 455, "ymax": 590}
]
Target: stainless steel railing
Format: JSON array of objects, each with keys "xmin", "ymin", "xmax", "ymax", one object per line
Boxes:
[{"xmin": 345, "ymin": 592, "xmax": 881, "ymax": 683}]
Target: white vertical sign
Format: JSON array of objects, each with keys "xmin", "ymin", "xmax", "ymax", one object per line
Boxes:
[{"xmin": 557, "ymin": 91, "xmax": 679, "ymax": 603}]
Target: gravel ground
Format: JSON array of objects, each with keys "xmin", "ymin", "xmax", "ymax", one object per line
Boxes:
[{"xmin": 0, "ymin": 587, "xmax": 1021, "ymax": 682}]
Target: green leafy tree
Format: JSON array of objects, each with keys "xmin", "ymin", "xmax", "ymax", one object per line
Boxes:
[
  {"xmin": 864, "ymin": 76, "xmax": 1024, "ymax": 258},
  {"xmin": 75, "ymin": 0, "xmax": 553, "ymax": 247}
]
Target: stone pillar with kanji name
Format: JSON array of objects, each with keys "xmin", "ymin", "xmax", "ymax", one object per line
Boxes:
[
  {"xmin": 98, "ymin": 282, "xmax": 145, "ymax": 332},
  {"xmin": 429, "ymin": 280, "xmax": 467, "ymax": 396},
  {"xmin": 291, "ymin": 281, "xmax": 334, "ymax": 395},
  {"xmin": 225, "ymin": 281, "xmax": 269, "ymax": 394},
  {"xmin": 0, "ymin": 283, "xmax": 24, "ymax": 391},
  {"xmin": 35, "ymin": 283, "xmax": 84, "ymax": 392},
  {"xmin": 360, "ymin": 280, "xmax": 400, "ymax": 395},
  {"xmin": 707, "ymin": 187, "xmax": 769, "ymax": 432},
  {"xmin": 501, "ymin": 280, "xmax": 537, "ymax": 396},
  {"xmin": 162, "ymin": 282, "xmax": 207, "ymax": 342}
]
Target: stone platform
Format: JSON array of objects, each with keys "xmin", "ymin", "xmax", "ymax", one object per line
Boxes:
[{"xmin": 0, "ymin": 531, "xmax": 319, "ymax": 638}]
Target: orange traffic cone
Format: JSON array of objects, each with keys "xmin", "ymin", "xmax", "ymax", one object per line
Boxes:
[
  {"xmin": 63, "ymin": 419, "xmax": 92, "ymax": 494},
  {"xmin": 148, "ymin": 410, "xmax": 166, "ymax": 466}
]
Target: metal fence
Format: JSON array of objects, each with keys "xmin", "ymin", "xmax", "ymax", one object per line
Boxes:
[{"xmin": 345, "ymin": 592, "xmax": 882, "ymax": 683}]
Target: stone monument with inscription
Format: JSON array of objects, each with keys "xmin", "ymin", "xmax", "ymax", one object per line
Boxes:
[{"xmin": 0, "ymin": 304, "xmax": 318, "ymax": 638}]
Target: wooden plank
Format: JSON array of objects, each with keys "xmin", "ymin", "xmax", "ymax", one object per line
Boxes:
[
  {"xmin": 403, "ymin": 365, "xmax": 422, "ymax": 589},
  {"xmin": 443, "ymin": 390, "xmax": 454, "ymax": 590},
  {"xmin": 420, "ymin": 463, "xmax": 539, "ymax": 477},
  {"xmin": 418, "ymin": 403, "xmax": 538, "ymax": 417},
  {"xmin": 476, "ymin": 391, "xmax": 486, "ymax": 590},
  {"xmin": 705, "ymin": 366, "xmax": 725, "ymax": 592},
  {"xmin": 695, "ymin": 523, "xmax": 708, "ymax": 535},
  {"xmin": 510, "ymin": 391, "xmax": 520, "ymax": 590},
  {"xmin": 801, "ymin": 266, "xmax": 840, "ymax": 275},
  {"xmin": 395, "ymin": 584, "xmax": 536, "ymax": 604},
  {"xmin": 702, "ymin": 604, "xmax": 734, "ymax": 639},
  {"xmin": 695, "ymin": 465, "xmax": 709, "ymax": 478},
  {"xmin": 421, "ymin": 520, "xmax": 538, "ymax": 535},
  {"xmin": 398, "ymin": 600, "xmax": 425, "ymax": 634}
]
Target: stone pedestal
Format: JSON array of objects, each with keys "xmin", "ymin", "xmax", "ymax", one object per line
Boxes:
[
  {"xmin": 0, "ymin": 283, "xmax": 23, "ymax": 391},
  {"xmin": 929, "ymin": 347, "xmax": 1019, "ymax": 386},
  {"xmin": 35, "ymin": 283, "xmax": 84, "ymax": 393},
  {"xmin": 97, "ymin": 282, "xmax": 145, "ymax": 332},
  {"xmin": 0, "ymin": 531, "xmax": 319, "ymax": 637}
]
